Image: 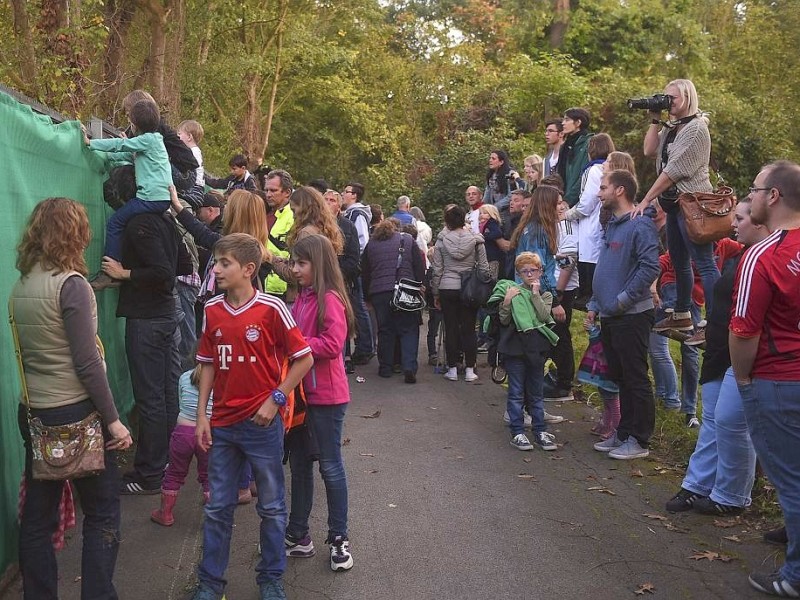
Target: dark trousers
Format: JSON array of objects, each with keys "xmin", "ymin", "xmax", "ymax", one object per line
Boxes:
[
  {"xmin": 371, "ymin": 291, "xmax": 420, "ymax": 374},
  {"xmin": 18, "ymin": 401, "xmax": 121, "ymax": 600},
  {"xmin": 601, "ymin": 311, "xmax": 655, "ymax": 447},
  {"xmin": 125, "ymin": 315, "xmax": 180, "ymax": 486},
  {"xmin": 348, "ymin": 277, "xmax": 374, "ymax": 357},
  {"xmin": 577, "ymin": 262, "xmax": 595, "ymax": 301},
  {"xmin": 439, "ymin": 289, "xmax": 478, "ymax": 369},
  {"xmin": 426, "ymin": 308, "xmax": 443, "ymax": 357},
  {"xmin": 550, "ymin": 289, "xmax": 576, "ymax": 389}
]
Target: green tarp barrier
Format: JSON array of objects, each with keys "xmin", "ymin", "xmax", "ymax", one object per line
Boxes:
[{"xmin": 0, "ymin": 91, "xmax": 132, "ymax": 579}]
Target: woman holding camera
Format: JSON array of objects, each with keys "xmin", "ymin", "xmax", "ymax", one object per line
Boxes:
[
  {"xmin": 484, "ymin": 149, "xmax": 521, "ymax": 212},
  {"xmin": 634, "ymin": 79, "xmax": 718, "ymax": 338}
]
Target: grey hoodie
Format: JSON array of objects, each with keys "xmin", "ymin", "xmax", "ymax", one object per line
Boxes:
[{"xmin": 431, "ymin": 228, "xmax": 491, "ymax": 294}]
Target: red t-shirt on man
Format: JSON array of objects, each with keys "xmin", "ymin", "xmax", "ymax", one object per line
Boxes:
[
  {"xmin": 730, "ymin": 229, "xmax": 800, "ymax": 380},
  {"xmin": 197, "ymin": 291, "xmax": 311, "ymax": 427}
]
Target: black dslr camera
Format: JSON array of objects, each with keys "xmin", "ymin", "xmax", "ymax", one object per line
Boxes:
[{"xmin": 627, "ymin": 94, "xmax": 673, "ymax": 111}]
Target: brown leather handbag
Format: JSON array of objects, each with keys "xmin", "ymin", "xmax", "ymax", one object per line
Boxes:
[
  {"xmin": 9, "ymin": 300, "xmax": 106, "ymax": 480},
  {"xmin": 679, "ymin": 186, "xmax": 737, "ymax": 245}
]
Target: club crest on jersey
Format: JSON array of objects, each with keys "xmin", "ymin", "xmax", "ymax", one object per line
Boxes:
[
  {"xmin": 214, "ymin": 329, "xmax": 222, "ymax": 338},
  {"xmin": 245, "ymin": 325, "xmax": 261, "ymax": 342}
]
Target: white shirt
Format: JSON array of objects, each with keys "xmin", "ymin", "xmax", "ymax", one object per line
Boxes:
[
  {"xmin": 467, "ymin": 208, "xmax": 481, "ymax": 234},
  {"xmin": 555, "ymin": 220, "xmax": 580, "ymax": 292},
  {"xmin": 565, "ymin": 163, "xmax": 604, "ymax": 264},
  {"xmin": 191, "ymin": 146, "xmax": 204, "ymax": 186}
]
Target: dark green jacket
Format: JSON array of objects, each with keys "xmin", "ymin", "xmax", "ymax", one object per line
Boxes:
[{"xmin": 559, "ymin": 131, "xmax": 592, "ymax": 207}]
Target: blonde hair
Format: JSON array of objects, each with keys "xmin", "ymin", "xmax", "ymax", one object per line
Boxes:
[
  {"xmin": 222, "ymin": 190, "xmax": 269, "ymax": 259},
  {"xmin": 122, "ymin": 89, "xmax": 156, "ymax": 114},
  {"xmin": 178, "ymin": 120, "xmax": 204, "ymax": 144},
  {"xmin": 523, "ymin": 154, "xmax": 544, "ymax": 184},
  {"xmin": 479, "ymin": 204, "xmax": 501, "ymax": 223},
  {"xmin": 667, "ymin": 79, "xmax": 700, "ymax": 116},
  {"xmin": 17, "ymin": 198, "xmax": 91, "ymax": 276},
  {"xmin": 515, "ymin": 251, "xmax": 542, "ymax": 271}
]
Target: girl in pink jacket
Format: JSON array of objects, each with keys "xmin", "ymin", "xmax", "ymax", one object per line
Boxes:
[{"xmin": 287, "ymin": 234, "xmax": 356, "ymax": 572}]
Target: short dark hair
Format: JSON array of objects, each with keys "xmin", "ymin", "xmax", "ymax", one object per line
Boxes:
[
  {"xmin": 347, "ymin": 182, "xmax": 365, "ymax": 202},
  {"xmin": 443, "ymin": 205, "xmax": 466, "ymax": 230},
  {"xmin": 229, "ymin": 154, "xmax": 248, "ymax": 168},
  {"xmin": 764, "ymin": 160, "xmax": 800, "ymax": 211},
  {"xmin": 564, "ymin": 107, "xmax": 591, "ymax": 131},
  {"xmin": 545, "ymin": 118, "xmax": 563, "ymax": 133},
  {"xmin": 213, "ymin": 232, "xmax": 263, "ymax": 271},
  {"xmin": 308, "ymin": 179, "xmax": 329, "ymax": 194},
  {"xmin": 540, "ymin": 174, "xmax": 565, "ymax": 193},
  {"xmin": 510, "ymin": 189, "xmax": 532, "ymax": 200},
  {"xmin": 606, "ymin": 169, "xmax": 638, "ymax": 202},
  {"xmin": 588, "ymin": 133, "xmax": 615, "ymax": 161},
  {"xmin": 129, "ymin": 100, "xmax": 160, "ymax": 133}
]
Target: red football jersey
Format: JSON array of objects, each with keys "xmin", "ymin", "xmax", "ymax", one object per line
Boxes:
[
  {"xmin": 730, "ymin": 229, "xmax": 800, "ymax": 380},
  {"xmin": 197, "ymin": 291, "xmax": 311, "ymax": 426}
]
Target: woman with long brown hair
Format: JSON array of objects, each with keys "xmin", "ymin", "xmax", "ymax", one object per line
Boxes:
[
  {"xmin": 10, "ymin": 197, "xmax": 132, "ymax": 599},
  {"xmin": 511, "ymin": 185, "xmax": 560, "ymax": 293}
]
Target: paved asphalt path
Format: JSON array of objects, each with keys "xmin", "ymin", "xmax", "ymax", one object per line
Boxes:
[{"xmin": 2, "ymin": 355, "xmax": 782, "ymax": 599}]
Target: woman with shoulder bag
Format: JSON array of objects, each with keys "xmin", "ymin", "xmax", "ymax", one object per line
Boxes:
[
  {"xmin": 10, "ymin": 198, "xmax": 132, "ymax": 599},
  {"xmin": 634, "ymin": 79, "xmax": 719, "ymax": 339},
  {"xmin": 431, "ymin": 205, "xmax": 491, "ymax": 383}
]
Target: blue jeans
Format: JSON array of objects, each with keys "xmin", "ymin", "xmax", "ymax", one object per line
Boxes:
[
  {"xmin": 682, "ymin": 368, "xmax": 756, "ymax": 507},
  {"xmin": 349, "ymin": 277, "xmax": 374, "ymax": 357},
  {"xmin": 665, "ymin": 211, "xmax": 720, "ymax": 313},
  {"xmin": 649, "ymin": 283, "xmax": 700, "ymax": 413},
  {"xmin": 288, "ymin": 403, "xmax": 349, "ymax": 541},
  {"xmin": 125, "ymin": 315, "xmax": 179, "ymax": 486},
  {"xmin": 175, "ymin": 281, "xmax": 199, "ymax": 371},
  {"xmin": 17, "ymin": 401, "xmax": 121, "ymax": 600},
  {"xmin": 105, "ymin": 198, "xmax": 170, "ymax": 261},
  {"xmin": 371, "ymin": 291, "xmax": 420, "ymax": 374},
  {"xmin": 505, "ymin": 353, "xmax": 547, "ymax": 435},
  {"xmin": 199, "ymin": 417, "xmax": 287, "ymax": 594},
  {"xmin": 741, "ymin": 378, "xmax": 800, "ymax": 583}
]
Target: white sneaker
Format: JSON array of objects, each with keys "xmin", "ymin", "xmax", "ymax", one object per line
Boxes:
[
  {"xmin": 544, "ymin": 411, "xmax": 564, "ymax": 424},
  {"xmin": 593, "ymin": 433, "xmax": 623, "ymax": 452},
  {"xmin": 510, "ymin": 433, "xmax": 534, "ymax": 451},
  {"xmin": 444, "ymin": 367, "xmax": 458, "ymax": 381},
  {"xmin": 608, "ymin": 437, "xmax": 649, "ymax": 460},
  {"xmin": 503, "ymin": 410, "xmax": 532, "ymax": 429},
  {"xmin": 464, "ymin": 367, "xmax": 478, "ymax": 382}
]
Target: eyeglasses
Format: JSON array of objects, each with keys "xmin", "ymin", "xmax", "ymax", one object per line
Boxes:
[
  {"xmin": 343, "ymin": 189, "xmax": 354, "ymax": 195},
  {"xmin": 749, "ymin": 186, "xmax": 781, "ymax": 196},
  {"xmin": 519, "ymin": 268, "xmax": 541, "ymax": 276}
]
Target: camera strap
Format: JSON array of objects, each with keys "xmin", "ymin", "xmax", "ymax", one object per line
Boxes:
[{"xmin": 661, "ymin": 113, "xmax": 698, "ymax": 129}]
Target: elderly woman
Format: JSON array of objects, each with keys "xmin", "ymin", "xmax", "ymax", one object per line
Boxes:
[
  {"xmin": 10, "ymin": 197, "xmax": 132, "ymax": 599},
  {"xmin": 636, "ymin": 79, "xmax": 718, "ymax": 342},
  {"xmin": 431, "ymin": 205, "xmax": 491, "ymax": 383},
  {"xmin": 361, "ymin": 218, "xmax": 425, "ymax": 383}
]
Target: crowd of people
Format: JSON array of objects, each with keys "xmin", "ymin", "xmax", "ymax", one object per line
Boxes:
[{"xmin": 9, "ymin": 78, "xmax": 800, "ymax": 600}]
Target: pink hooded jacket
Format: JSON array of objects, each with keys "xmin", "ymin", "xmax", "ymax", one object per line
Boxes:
[{"xmin": 291, "ymin": 288, "xmax": 351, "ymax": 405}]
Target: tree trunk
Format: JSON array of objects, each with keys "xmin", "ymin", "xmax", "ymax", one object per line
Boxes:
[
  {"xmin": 549, "ymin": 0, "xmax": 570, "ymax": 50},
  {"xmin": 101, "ymin": 0, "xmax": 136, "ymax": 119},
  {"xmin": 162, "ymin": 0, "xmax": 185, "ymax": 119},
  {"xmin": 258, "ymin": 23, "xmax": 284, "ymax": 162},
  {"xmin": 10, "ymin": 0, "xmax": 38, "ymax": 91},
  {"xmin": 141, "ymin": 0, "xmax": 170, "ymax": 104}
]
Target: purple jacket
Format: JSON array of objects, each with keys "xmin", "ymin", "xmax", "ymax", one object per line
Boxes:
[{"xmin": 291, "ymin": 288, "xmax": 351, "ymax": 405}]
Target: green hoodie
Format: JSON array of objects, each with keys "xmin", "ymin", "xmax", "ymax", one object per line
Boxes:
[{"xmin": 488, "ymin": 280, "xmax": 559, "ymax": 346}]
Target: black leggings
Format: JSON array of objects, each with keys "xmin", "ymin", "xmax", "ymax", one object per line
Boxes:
[{"xmin": 439, "ymin": 289, "xmax": 478, "ymax": 368}]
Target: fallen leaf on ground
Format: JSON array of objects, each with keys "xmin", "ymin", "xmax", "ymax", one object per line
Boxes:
[
  {"xmin": 630, "ymin": 469, "xmax": 644, "ymax": 478},
  {"xmin": 388, "ymin": 503, "xmax": 397, "ymax": 508},
  {"xmin": 523, "ymin": 458, "xmax": 532, "ymax": 463},
  {"xmin": 689, "ymin": 549, "xmax": 735, "ymax": 562},
  {"xmin": 359, "ymin": 453, "xmax": 374, "ymax": 457},
  {"xmin": 664, "ymin": 522, "xmax": 688, "ymax": 533},
  {"xmin": 587, "ymin": 486, "xmax": 617, "ymax": 496},
  {"xmin": 723, "ymin": 535, "xmax": 742, "ymax": 543},
  {"xmin": 367, "ymin": 469, "xmax": 378, "ymax": 474},
  {"xmin": 455, "ymin": 455, "xmax": 464, "ymax": 459},
  {"xmin": 428, "ymin": 406, "xmax": 438, "ymax": 410},
  {"xmin": 342, "ymin": 438, "xmax": 351, "ymax": 446},
  {"xmin": 549, "ymin": 456, "xmax": 564, "ymax": 460},
  {"xmin": 643, "ymin": 513, "xmax": 668, "ymax": 521},
  {"xmin": 361, "ymin": 409, "xmax": 381, "ymax": 419},
  {"xmin": 713, "ymin": 518, "xmax": 740, "ymax": 528},
  {"xmin": 517, "ymin": 474, "xmax": 536, "ymax": 479},
  {"xmin": 634, "ymin": 582, "xmax": 655, "ymax": 595},
  {"xmin": 403, "ymin": 418, "xmax": 416, "ymax": 422},
  {"xmin": 442, "ymin": 446, "xmax": 452, "ymax": 449}
]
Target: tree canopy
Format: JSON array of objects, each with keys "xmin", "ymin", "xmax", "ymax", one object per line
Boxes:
[{"xmin": 2, "ymin": 0, "xmax": 798, "ymax": 220}]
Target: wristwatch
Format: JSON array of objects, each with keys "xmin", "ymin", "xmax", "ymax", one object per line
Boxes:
[{"xmin": 271, "ymin": 389, "xmax": 287, "ymax": 407}]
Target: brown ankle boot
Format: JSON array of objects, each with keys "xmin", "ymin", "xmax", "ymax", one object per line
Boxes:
[{"xmin": 151, "ymin": 490, "xmax": 178, "ymax": 526}]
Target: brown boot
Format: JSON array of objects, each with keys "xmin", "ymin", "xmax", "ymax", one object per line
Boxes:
[
  {"xmin": 653, "ymin": 310, "xmax": 694, "ymax": 332},
  {"xmin": 151, "ymin": 490, "xmax": 178, "ymax": 526}
]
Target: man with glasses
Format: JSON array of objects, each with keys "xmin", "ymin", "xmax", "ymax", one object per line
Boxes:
[
  {"xmin": 342, "ymin": 182, "xmax": 375, "ymax": 365},
  {"xmin": 544, "ymin": 119, "xmax": 564, "ymax": 177},
  {"xmin": 731, "ymin": 161, "xmax": 800, "ymax": 598},
  {"xmin": 588, "ymin": 170, "xmax": 660, "ymax": 460}
]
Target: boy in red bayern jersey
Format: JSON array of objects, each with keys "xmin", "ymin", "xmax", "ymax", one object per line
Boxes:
[
  {"xmin": 730, "ymin": 161, "xmax": 800, "ymax": 599},
  {"xmin": 192, "ymin": 233, "xmax": 313, "ymax": 600}
]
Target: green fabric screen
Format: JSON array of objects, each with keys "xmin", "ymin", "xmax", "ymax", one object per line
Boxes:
[{"xmin": 0, "ymin": 91, "xmax": 132, "ymax": 579}]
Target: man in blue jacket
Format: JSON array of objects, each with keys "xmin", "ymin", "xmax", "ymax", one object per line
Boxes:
[{"xmin": 587, "ymin": 169, "xmax": 660, "ymax": 460}]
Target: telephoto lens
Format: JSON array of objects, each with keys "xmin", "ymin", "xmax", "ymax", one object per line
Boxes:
[{"xmin": 626, "ymin": 94, "xmax": 673, "ymax": 111}]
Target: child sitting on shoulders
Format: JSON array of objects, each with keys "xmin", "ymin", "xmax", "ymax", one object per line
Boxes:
[
  {"xmin": 84, "ymin": 99, "xmax": 172, "ymax": 290},
  {"xmin": 489, "ymin": 252, "xmax": 560, "ymax": 452},
  {"xmin": 151, "ymin": 362, "xmax": 214, "ymax": 526},
  {"xmin": 177, "ymin": 119, "xmax": 205, "ymax": 187}
]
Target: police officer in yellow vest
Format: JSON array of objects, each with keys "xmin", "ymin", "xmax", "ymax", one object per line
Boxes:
[{"xmin": 263, "ymin": 169, "xmax": 295, "ymax": 298}]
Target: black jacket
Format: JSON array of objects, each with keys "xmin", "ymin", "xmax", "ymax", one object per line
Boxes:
[{"xmin": 338, "ymin": 215, "xmax": 361, "ymax": 284}]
